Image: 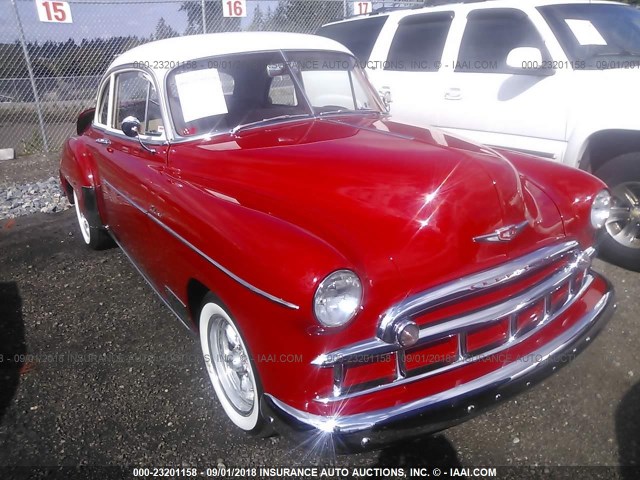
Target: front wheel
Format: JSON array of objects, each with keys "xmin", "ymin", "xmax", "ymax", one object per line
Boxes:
[
  {"xmin": 199, "ymin": 294, "xmax": 265, "ymax": 433},
  {"xmin": 594, "ymin": 153, "xmax": 640, "ymax": 271}
]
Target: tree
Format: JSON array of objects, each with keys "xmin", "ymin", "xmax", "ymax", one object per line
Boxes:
[
  {"xmin": 267, "ymin": 0, "xmax": 342, "ymax": 33},
  {"xmin": 248, "ymin": 5, "xmax": 268, "ymax": 31},
  {"xmin": 154, "ymin": 17, "xmax": 178, "ymax": 40},
  {"xmin": 180, "ymin": 1, "xmax": 241, "ymax": 35}
]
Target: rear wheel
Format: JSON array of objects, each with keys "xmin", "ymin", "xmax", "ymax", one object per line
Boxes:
[
  {"xmin": 594, "ymin": 153, "xmax": 640, "ymax": 271},
  {"xmin": 199, "ymin": 294, "xmax": 265, "ymax": 433},
  {"xmin": 72, "ymin": 189, "xmax": 112, "ymax": 250}
]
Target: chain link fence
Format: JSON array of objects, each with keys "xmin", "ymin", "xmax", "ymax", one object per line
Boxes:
[{"xmin": 0, "ymin": 0, "xmax": 421, "ymax": 155}]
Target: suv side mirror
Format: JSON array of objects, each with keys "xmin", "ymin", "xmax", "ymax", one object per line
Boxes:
[
  {"xmin": 506, "ymin": 47, "xmax": 554, "ymax": 76},
  {"xmin": 121, "ymin": 116, "xmax": 141, "ymax": 138}
]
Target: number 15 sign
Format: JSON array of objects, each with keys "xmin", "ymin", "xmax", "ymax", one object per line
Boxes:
[{"xmin": 35, "ymin": 0, "xmax": 73, "ymax": 23}]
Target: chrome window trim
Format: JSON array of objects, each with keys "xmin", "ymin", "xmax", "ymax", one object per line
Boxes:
[
  {"xmin": 95, "ymin": 66, "xmax": 172, "ymax": 141},
  {"xmin": 102, "ymin": 179, "xmax": 300, "ymax": 310}
]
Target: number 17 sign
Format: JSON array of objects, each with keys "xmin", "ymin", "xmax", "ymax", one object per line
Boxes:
[{"xmin": 353, "ymin": 1, "xmax": 372, "ymax": 15}]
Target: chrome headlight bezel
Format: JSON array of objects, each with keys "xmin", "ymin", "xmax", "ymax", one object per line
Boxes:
[
  {"xmin": 590, "ymin": 189, "xmax": 611, "ymax": 229},
  {"xmin": 313, "ymin": 270, "xmax": 363, "ymax": 328}
]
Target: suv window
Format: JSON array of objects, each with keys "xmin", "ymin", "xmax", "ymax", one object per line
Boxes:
[
  {"xmin": 456, "ymin": 9, "xmax": 547, "ymax": 73},
  {"xmin": 386, "ymin": 12, "xmax": 453, "ymax": 71},
  {"xmin": 96, "ymin": 78, "xmax": 110, "ymax": 126},
  {"xmin": 316, "ymin": 16, "xmax": 388, "ymax": 63},
  {"xmin": 113, "ymin": 71, "xmax": 164, "ymax": 137},
  {"xmin": 538, "ymin": 4, "xmax": 640, "ymax": 70}
]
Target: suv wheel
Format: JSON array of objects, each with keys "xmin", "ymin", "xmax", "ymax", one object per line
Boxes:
[{"xmin": 594, "ymin": 152, "xmax": 640, "ymax": 271}]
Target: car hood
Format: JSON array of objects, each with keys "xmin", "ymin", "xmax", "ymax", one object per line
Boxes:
[{"xmin": 175, "ymin": 115, "xmax": 565, "ymax": 295}]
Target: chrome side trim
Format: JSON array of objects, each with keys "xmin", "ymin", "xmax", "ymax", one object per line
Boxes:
[
  {"xmin": 376, "ymin": 240, "xmax": 579, "ymax": 340},
  {"xmin": 268, "ymin": 287, "xmax": 614, "ymax": 434},
  {"xmin": 102, "ymin": 179, "xmax": 300, "ymax": 310}
]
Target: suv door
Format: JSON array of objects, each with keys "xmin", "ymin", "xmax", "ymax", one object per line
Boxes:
[
  {"xmin": 367, "ymin": 11, "xmax": 454, "ymax": 127},
  {"xmin": 436, "ymin": 8, "xmax": 568, "ymax": 160}
]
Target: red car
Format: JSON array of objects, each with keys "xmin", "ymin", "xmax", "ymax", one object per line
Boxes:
[{"xmin": 60, "ymin": 32, "xmax": 615, "ymax": 452}]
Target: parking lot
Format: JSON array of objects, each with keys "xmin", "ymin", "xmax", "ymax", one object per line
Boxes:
[{"xmin": 0, "ymin": 194, "xmax": 639, "ymax": 477}]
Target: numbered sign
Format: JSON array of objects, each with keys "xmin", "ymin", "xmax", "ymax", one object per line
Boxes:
[
  {"xmin": 222, "ymin": 0, "xmax": 247, "ymax": 18},
  {"xmin": 35, "ymin": 0, "xmax": 73, "ymax": 23},
  {"xmin": 353, "ymin": 1, "xmax": 372, "ymax": 15}
]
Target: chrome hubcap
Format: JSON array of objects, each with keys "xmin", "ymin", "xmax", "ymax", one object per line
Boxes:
[
  {"xmin": 209, "ymin": 315, "xmax": 254, "ymax": 415},
  {"xmin": 605, "ymin": 182, "xmax": 640, "ymax": 250}
]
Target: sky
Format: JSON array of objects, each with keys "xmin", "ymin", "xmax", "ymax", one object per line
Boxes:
[{"xmin": 1, "ymin": 0, "xmax": 207, "ymax": 43}]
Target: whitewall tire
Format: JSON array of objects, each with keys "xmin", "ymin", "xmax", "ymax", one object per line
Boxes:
[{"xmin": 199, "ymin": 295, "xmax": 263, "ymax": 432}]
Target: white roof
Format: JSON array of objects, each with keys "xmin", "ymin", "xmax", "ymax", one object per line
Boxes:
[{"xmin": 109, "ymin": 32, "xmax": 353, "ymax": 72}]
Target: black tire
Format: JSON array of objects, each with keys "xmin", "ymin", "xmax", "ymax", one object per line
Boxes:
[
  {"xmin": 72, "ymin": 189, "xmax": 113, "ymax": 250},
  {"xmin": 198, "ymin": 293, "xmax": 268, "ymax": 435},
  {"xmin": 594, "ymin": 152, "xmax": 640, "ymax": 271}
]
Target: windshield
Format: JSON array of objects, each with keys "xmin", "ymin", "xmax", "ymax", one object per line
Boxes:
[
  {"xmin": 166, "ymin": 50, "xmax": 384, "ymax": 137},
  {"xmin": 538, "ymin": 4, "xmax": 640, "ymax": 69}
]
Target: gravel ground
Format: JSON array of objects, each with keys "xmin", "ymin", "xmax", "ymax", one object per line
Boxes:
[
  {"xmin": 0, "ymin": 156, "xmax": 639, "ymax": 479},
  {"xmin": 0, "ymin": 154, "xmax": 70, "ymax": 219}
]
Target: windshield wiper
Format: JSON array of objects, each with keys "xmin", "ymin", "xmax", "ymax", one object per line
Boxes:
[{"xmin": 231, "ymin": 114, "xmax": 311, "ymax": 134}]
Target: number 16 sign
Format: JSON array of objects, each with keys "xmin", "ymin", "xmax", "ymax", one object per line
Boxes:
[
  {"xmin": 35, "ymin": 0, "xmax": 73, "ymax": 23},
  {"xmin": 222, "ymin": 0, "xmax": 247, "ymax": 17}
]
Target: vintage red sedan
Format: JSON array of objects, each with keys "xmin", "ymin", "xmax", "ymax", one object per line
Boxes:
[{"xmin": 60, "ymin": 32, "xmax": 615, "ymax": 452}]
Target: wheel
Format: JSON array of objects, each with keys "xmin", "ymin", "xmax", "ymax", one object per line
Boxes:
[
  {"xmin": 72, "ymin": 190, "xmax": 112, "ymax": 250},
  {"xmin": 199, "ymin": 294, "xmax": 265, "ymax": 433},
  {"xmin": 594, "ymin": 152, "xmax": 640, "ymax": 271}
]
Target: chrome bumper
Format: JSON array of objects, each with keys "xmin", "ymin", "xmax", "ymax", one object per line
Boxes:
[{"xmin": 260, "ymin": 277, "xmax": 615, "ymax": 453}]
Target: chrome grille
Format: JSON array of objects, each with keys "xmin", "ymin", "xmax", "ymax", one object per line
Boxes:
[{"xmin": 312, "ymin": 241, "xmax": 594, "ymax": 403}]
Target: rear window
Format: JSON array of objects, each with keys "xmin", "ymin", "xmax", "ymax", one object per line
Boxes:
[{"xmin": 316, "ymin": 16, "xmax": 388, "ymax": 62}]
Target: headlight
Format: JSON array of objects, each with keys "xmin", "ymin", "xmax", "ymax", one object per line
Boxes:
[
  {"xmin": 313, "ymin": 270, "xmax": 362, "ymax": 327},
  {"xmin": 590, "ymin": 189, "xmax": 611, "ymax": 229}
]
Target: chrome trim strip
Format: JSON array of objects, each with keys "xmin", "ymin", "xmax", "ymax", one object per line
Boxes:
[
  {"xmin": 269, "ymin": 287, "xmax": 613, "ymax": 433},
  {"xmin": 102, "ymin": 179, "xmax": 300, "ymax": 310},
  {"xmin": 488, "ymin": 144, "xmax": 557, "ymax": 160},
  {"xmin": 377, "ymin": 240, "xmax": 579, "ymax": 340}
]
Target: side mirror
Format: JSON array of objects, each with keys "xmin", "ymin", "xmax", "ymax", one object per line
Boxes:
[
  {"xmin": 506, "ymin": 47, "xmax": 554, "ymax": 76},
  {"xmin": 121, "ymin": 116, "xmax": 141, "ymax": 138}
]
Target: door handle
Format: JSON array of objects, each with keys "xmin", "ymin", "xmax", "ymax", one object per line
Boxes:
[
  {"xmin": 444, "ymin": 88, "xmax": 462, "ymax": 100},
  {"xmin": 95, "ymin": 138, "xmax": 111, "ymax": 145}
]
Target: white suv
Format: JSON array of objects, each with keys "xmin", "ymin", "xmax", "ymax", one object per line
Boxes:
[{"xmin": 318, "ymin": 0, "xmax": 640, "ymax": 270}]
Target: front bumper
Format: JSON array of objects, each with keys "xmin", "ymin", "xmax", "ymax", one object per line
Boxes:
[{"xmin": 260, "ymin": 275, "xmax": 615, "ymax": 453}]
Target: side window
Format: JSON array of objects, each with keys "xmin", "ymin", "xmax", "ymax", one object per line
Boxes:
[
  {"xmin": 268, "ymin": 75, "xmax": 297, "ymax": 106},
  {"xmin": 96, "ymin": 78, "xmax": 110, "ymax": 126},
  {"xmin": 113, "ymin": 71, "xmax": 164, "ymax": 137},
  {"xmin": 316, "ymin": 16, "xmax": 388, "ymax": 63},
  {"xmin": 456, "ymin": 9, "xmax": 548, "ymax": 73},
  {"xmin": 386, "ymin": 12, "xmax": 454, "ymax": 71}
]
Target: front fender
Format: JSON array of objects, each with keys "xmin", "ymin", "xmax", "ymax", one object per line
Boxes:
[{"xmin": 494, "ymin": 148, "xmax": 607, "ymax": 248}]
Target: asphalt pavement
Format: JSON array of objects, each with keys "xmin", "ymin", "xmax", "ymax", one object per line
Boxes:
[{"xmin": 0, "ymin": 210, "xmax": 638, "ymax": 479}]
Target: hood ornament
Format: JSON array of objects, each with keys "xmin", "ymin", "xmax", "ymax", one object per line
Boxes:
[{"xmin": 474, "ymin": 220, "xmax": 528, "ymax": 243}]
